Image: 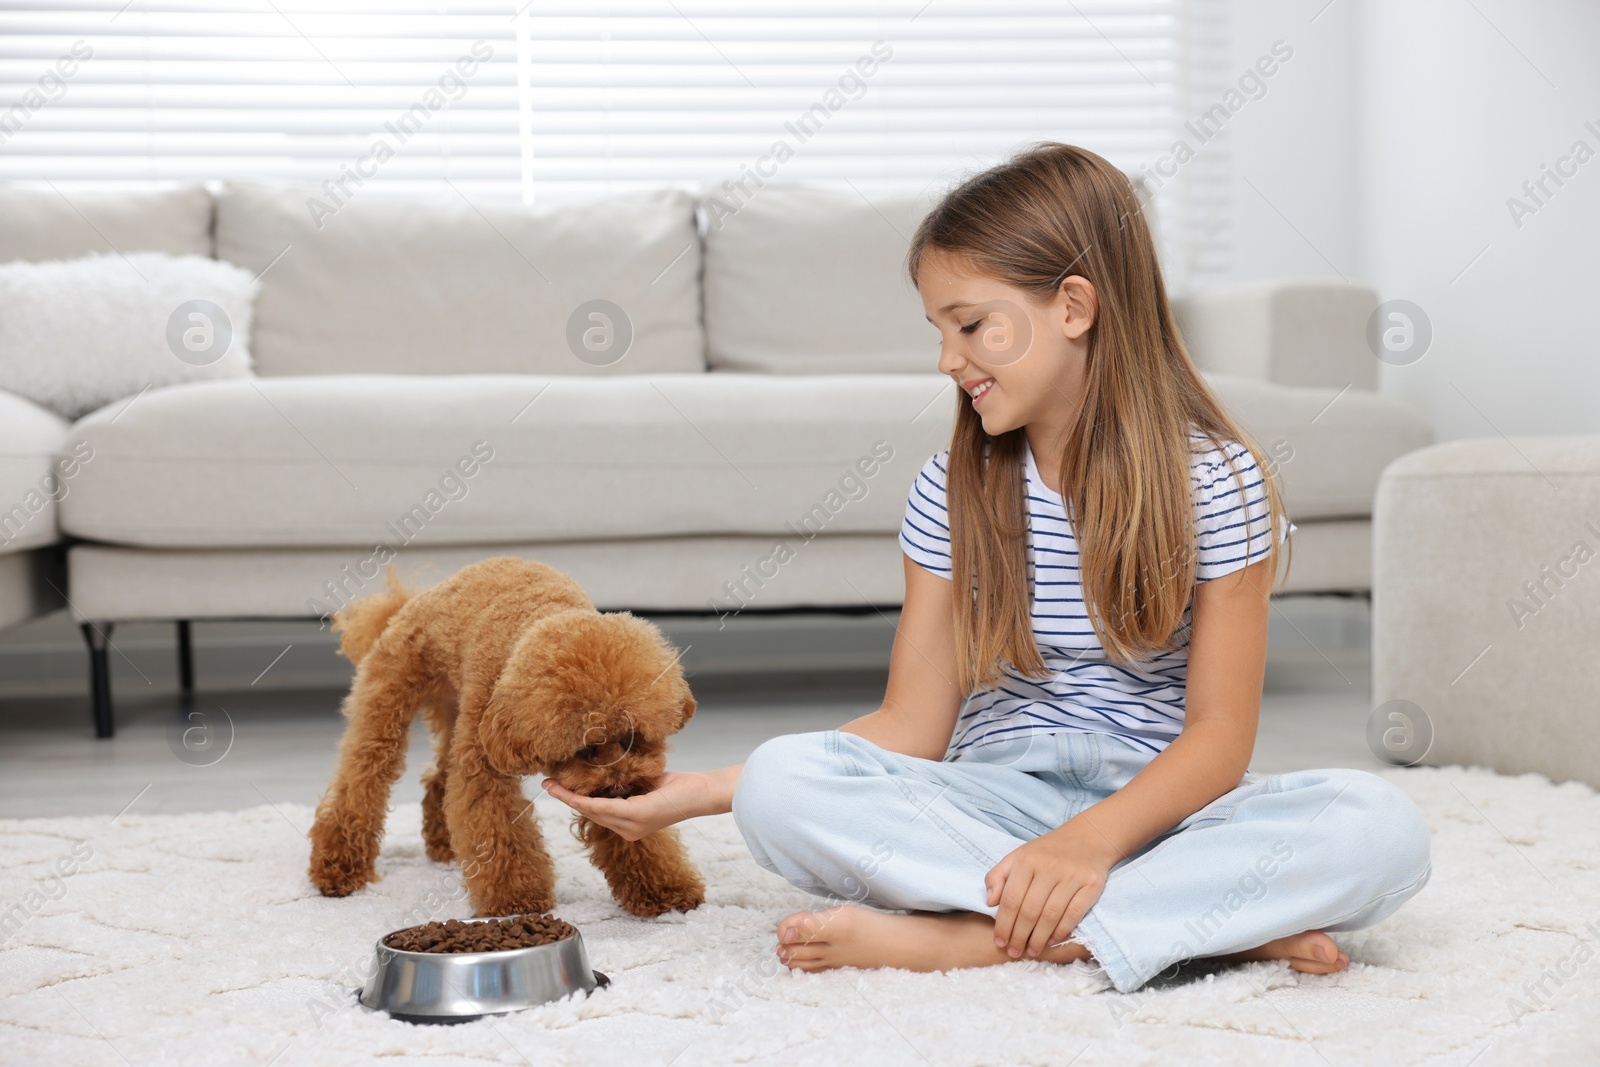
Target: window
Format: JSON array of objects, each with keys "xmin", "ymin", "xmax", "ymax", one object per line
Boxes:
[{"xmin": 0, "ymin": 1, "xmax": 1228, "ymax": 284}]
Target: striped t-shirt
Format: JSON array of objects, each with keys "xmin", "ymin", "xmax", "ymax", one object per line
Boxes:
[{"xmin": 898, "ymin": 430, "xmax": 1296, "ymax": 757}]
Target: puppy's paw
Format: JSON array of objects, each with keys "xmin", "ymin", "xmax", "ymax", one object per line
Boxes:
[
  {"xmin": 615, "ymin": 873, "xmax": 706, "ymax": 917},
  {"xmin": 422, "ymin": 826, "xmax": 455, "ymax": 864},
  {"xmin": 308, "ymin": 822, "xmax": 378, "ymax": 897}
]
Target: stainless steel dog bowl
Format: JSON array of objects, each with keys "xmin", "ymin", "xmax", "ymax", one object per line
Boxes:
[{"xmin": 358, "ymin": 916, "xmax": 609, "ymax": 1024}]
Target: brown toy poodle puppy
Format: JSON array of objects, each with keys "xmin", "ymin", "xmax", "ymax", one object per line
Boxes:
[{"xmin": 307, "ymin": 556, "xmax": 706, "ymax": 918}]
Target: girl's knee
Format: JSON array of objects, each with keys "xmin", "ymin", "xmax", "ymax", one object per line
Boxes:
[
  {"xmin": 1319, "ymin": 774, "xmax": 1434, "ymax": 931},
  {"xmin": 731, "ymin": 731, "xmax": 842, "ymax": 843},
  {"xmin": 1320, "ymin": 769, "xmax": 1432, "ymax": 888}
]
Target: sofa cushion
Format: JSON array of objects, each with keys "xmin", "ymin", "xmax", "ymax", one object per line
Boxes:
[
  {"xmin": 214, "ymin": 183, "xmax": 706, "ymax": 378},
  {"xmin": 0, "ymin": 185, "xmax": 212, "ymax": 262},
  {"xmin": 1200, "ymin": 373, "xmax": 1433, "ymax": 519},
  {"xmin": 61, "ymin": 374, "xmax": 954, "ymax": 548},
  {"xmin": 703, "ymin": 184, "xmax": 941, "ymax": 374},
  {"xmin": 701, "ymin": 175, "xmax": 1157, "ymax": 375},
  {"xmin": 60, "ymin": 372, "xmax": 1427, "ymax": 551},
  {"xmin": 1172, "ymin": 280, "xmax": 1381, "ymax": 391},
  {"xmin": 0, "ymin": 389, "xmax": 74, "ymax": 554}
]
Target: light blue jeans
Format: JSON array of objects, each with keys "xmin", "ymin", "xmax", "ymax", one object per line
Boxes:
[{"xmin": 731, "ymin": 729, "xmax": 1433, "ymax": 993}]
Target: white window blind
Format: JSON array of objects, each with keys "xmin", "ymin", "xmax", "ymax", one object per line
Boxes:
[
  {"xmin": 0, "ymin": 0, "xmax": 1229, "ymax": 284},
  {"xmin": 518, "ymin": 3, "xmax": 1178, "ymax": 195},
  {"xmin": 0, "ymin": 3, "xmax": 523, "ymax": 193}
]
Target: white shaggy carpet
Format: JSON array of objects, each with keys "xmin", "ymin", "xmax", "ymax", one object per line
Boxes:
[{"xmin": 3, "ymin": 764, "xmax": 1598, "ymax": 1067}]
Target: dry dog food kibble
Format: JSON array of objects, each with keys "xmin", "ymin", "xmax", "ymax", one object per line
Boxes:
[{"xmin": 383, "ymin": 915, "xmax": 575, "ymax": 953}]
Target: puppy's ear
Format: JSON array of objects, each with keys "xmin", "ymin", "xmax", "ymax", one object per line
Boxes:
[
  {"xmin": 479, "ymin": 682, "xmax": 559, "ymax": 776},
  {"xmin": 477, "ymin": 619, "xmax": 580, "ymax": 774},
  {"xmin": 480, "ymin": 611, "xmax": 657, "ymax": 773}
]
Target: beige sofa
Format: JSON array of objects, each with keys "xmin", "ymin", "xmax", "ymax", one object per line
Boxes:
[
  {"xmin": 0, "ymin": 391, "xmax": 69, "ymax": 630},
  {"xmin": 0, "ymin": 180, "xmax": 1432, "ymax": 736}
]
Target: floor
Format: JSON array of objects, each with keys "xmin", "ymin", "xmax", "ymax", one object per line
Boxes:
[
  {"xmin": 12, "ymin": 754, "xmax": 1594, "ymax": 1067},
  {"xmin": 20, "ymin": 598, "xmax": 1589, "ymax": 1066},
  {"xmin": 0, "ymin": 598, "xmax": 1385, "ymax": 820}
]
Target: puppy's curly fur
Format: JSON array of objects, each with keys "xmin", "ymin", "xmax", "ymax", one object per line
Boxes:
[{"xmin": 307, "ymin": 556, "xmax": 706, "ymax": 918}]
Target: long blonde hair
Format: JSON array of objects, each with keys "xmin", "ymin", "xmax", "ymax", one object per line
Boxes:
[{"xmin": 908, "ymin": 142, "xmax": 1293, "ymax": 695}]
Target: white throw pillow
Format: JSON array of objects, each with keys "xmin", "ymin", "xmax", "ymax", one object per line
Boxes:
[{"xmin": 0, "ymin": 252, "xmax": 257, "ymax": 419}]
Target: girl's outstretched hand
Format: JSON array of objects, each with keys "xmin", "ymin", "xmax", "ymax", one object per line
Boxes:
[
  {"xmin": 541, "ymin": 771, "xmax": 710, "ymax": 841},
  {"xmin": 985, "ymin": 819, "xmax": 1122, "ymax": 959}
]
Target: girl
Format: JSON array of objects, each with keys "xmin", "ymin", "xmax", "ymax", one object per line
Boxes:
[{"xmin": 544, "ymin": 142, "xmax": 1433, "ymax": 993}]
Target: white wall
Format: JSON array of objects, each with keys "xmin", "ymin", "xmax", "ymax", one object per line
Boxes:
[
  {"xmin": 1219, "ymin": 0, "xmax": 1600, "ymax": 441},
  {"xmin": 1221, "ymin": 0, "xmax": 1361, "ymax": 287},
  {"xmin": 1358, "ymin": 0, "xmax": 1600, "ymax": 439}
]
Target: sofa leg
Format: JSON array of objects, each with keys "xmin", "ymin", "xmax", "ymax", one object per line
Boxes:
[
  {"xmin": 177, "ymin": 620, "xmax": 195, "ymax": 694},
  {"xmin": 81, "ymin": 622, "xmax": 116, "ymax": 739}
]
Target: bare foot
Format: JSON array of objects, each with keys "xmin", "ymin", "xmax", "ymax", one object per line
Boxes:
[
  {"xmin": 774, "ymin": 905, "xmax": 1093, "ymax": 973},
  {"xmin": 1216, "ymin": 930, "xmax": 1350, "ymax": 975}
]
